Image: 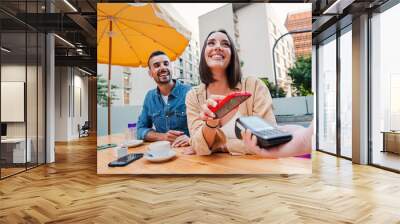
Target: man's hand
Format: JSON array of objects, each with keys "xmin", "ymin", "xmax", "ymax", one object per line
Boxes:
[
  {"xmin": 172, "ymin": 134, "xmax": 190, "ymax": 148},
  {"xmin": 241, "ymin": 124, "xmax": 312, "ymax": 158},
  {"xmin": 163, "ymin": 130, "xmax": 184, "ymax": 143}
]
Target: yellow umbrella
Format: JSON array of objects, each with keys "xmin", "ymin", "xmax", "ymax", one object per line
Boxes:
[
  {"xmin": 97, "ymin": 3, "xmax": 191, "ymax": 134},
  {"xmin": 97, "ymin": 3, "xmax": 191, "ymax": 67}
]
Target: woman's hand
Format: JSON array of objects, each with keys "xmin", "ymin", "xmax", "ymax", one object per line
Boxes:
[
  {"xmin": 241, "ymin": 125, "xmax": 312, "ymax": 158},
  {"xmin": 172, "ymin": 134, "xmax": 190, "ymax": 148},
  {"xmin": 199, "ymin": 95, "xmax": 225, "ymax": 127}
]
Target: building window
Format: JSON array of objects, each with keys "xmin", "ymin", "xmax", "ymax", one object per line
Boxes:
[
  {"xmin": 317, "ymin": 35, "xmax": 337, "ymax": 155},
  {"xmin": 124, "ymin": 92, "xmax": 130, "ymax": 105},
  {"xmin": 370, "ymin": 4, "xmax": 400, "ymax": 171},
  {"xmin": 0, "ymin": 4, "xmax": 46, "ymax": 178},
  {"xmin": 339, "ymin": 28, "xmax": 352, "ymax": 158}
]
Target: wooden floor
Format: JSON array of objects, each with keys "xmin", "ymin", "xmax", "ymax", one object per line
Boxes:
[
  {"xmin": 1, "ymin": 167, "xmax": 25, "ymax": 177},
  {"xmin": 373, "ymin": 151, "xmax": 400, "ymax": 171},
  {"xmin": 0, "ymin": 136, "xmax": 400, "ymax": 223}
]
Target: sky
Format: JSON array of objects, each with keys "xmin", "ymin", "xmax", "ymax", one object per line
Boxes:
[
  {"xmin": 170, "ymin": 3, "xmax": 311, "ymax": 41},
  {"xmin": 170, "ymin": 3, "xmax": 225, "ymax": 40}
]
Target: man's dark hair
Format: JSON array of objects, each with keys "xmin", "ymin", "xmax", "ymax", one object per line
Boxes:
[
  {"xmin": 147, "ymin": 50, "xmax": 167, "ymax": 68},
  {"xmin": 199, "ymin": 29, "xmax": 242, "ymax": 89}
]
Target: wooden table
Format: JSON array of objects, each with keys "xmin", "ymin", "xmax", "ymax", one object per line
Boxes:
[{"xmin": 97, "ymin": 134, "xmax": 312, "ymax": 174}]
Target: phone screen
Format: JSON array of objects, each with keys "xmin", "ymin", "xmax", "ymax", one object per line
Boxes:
[
  {"xmin": 241, "ymin": 116, "xmax": 274, "ymax": 131},
  {"xmin": 116, "ymin": 156, "xmax": 131, "ymax": 163},
  {"xmin": 216, "ymin": 95, "xmax": 248, "ymax": 118}
]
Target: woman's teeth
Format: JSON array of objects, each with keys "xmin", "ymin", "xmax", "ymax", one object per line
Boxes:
[{"xmin": 211, "ymin": 55, "xmax": 224, "ymax": 60}]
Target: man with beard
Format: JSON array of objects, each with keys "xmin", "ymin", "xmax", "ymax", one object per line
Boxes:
[{"xmin": 137, "ymin": 51, "xmax": 191, "ymax": 147}]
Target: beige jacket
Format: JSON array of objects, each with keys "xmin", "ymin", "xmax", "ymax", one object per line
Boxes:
[{"xmin": 185, "ymin": 77, "xmax": 276, "ymax": 155}]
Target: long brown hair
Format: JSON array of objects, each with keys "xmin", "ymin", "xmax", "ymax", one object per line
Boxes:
[{"xmin": 199, "ymin": 29, "xmax": 242, "ymax": 89}]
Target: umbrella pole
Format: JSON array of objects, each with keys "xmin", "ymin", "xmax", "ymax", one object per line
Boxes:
[{"xmin": 107, "ymin": 20, "xmax": 112, "ymax": 135}]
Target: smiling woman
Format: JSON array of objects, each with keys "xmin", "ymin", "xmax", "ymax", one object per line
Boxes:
[
  {"xmin": 199, "ymin": 30, "xmax": 239, "ymax": 89},
  {"xmin": 185, "ymin": 29, "xmax": 277, "ymax": 156}
]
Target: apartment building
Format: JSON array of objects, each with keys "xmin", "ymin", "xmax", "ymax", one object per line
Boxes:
[
  {"xmin": 199, "ymin": 3, "xmax": 296, "ymax": 96},
  {"xmin": 285, "ymin": 10, "xmax": 312, "ymax": 57}
]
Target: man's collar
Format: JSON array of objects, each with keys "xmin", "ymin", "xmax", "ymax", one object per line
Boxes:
[
  {"xmin": 156, "ymin": 79, "xmax": 181, "ymax": 97},
  {"xmin": 170, "ymin": 79, "xmax": 182, "ymax": 98}
]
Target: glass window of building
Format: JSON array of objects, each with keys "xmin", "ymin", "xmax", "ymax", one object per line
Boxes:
[
  {"xmin": 317, "ymin": 35, "xmax": 337, "ymax": 155},
  {"xmin": 339, "ymin": 26, "xmax": 352, "ymax": 158},
  {"xmin": 371, "ymin": 3, "xmax": 400, "ymax": 171},
  {"xmin": 1, "ymin": 1, "xmax": 46, "ymax": 179}
]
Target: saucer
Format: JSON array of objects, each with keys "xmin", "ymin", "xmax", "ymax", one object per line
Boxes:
[
  {"xmin": 125, "ymin": 140, "xmax": 143, "ymax": 148},
  {"xmin": 144, "ymin": 150, "xmax": 176, "ymax": 162}
]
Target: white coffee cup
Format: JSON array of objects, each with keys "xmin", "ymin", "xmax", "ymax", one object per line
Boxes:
[{"xmin": 148, "ymin": 141, "xmax": 171, "ymax": 157}]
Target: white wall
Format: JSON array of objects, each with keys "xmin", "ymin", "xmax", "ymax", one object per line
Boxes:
[
  {"xmin": 55, "ymin": 67, "xmax": 69, "ymax": 141},
  {"xmin": 1, "ymin": 65, "xmax": 29, "ymax": 138},
  {"xmin": 236, "ymin": 4, "xmax": 270, "ymax": 78},
  {"xmin": 199, "ymin": 4, "xmax": 235, "ymax": 49},
  {"xmin": 71, "ymin": 74, "xmax": 89, "ymax": 138},
  {"xmin": 54, "ymin": 67, "xmax": 89, "ymax": 141},
  {"xmin": 1, "ymin": 63, "xmax": 46, "ymax": 163}
]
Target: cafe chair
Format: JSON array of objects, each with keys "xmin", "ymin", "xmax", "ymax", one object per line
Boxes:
[{"xmin": 78, "ymin": 121, "xmax": 90, "ymax": 138}]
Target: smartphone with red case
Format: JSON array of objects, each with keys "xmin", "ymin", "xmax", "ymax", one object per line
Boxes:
[{"xmin": 208, "ymin": 91, "xmax": 252, "ymax": 118}]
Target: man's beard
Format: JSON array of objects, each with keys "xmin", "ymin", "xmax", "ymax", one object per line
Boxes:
[{"xmin": 155, "ymin": 69, "xmax": 172, "ymax": 84}]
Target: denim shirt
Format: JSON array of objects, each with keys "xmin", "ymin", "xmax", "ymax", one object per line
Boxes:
[{"xmin": 137, "ymin": 80, "xmax": 191, "ymax": 140}]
